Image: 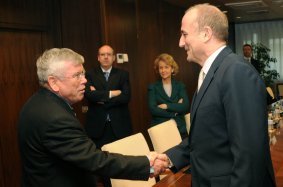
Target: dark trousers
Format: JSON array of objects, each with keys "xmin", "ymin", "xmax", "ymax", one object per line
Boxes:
[{"xmin": 92, "ymin": 122, "xmax": 117, "ymax": 187}]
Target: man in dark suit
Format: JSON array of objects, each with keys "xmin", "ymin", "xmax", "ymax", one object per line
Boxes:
[
  {"xmin": 156, "ymin": 4, "xmax": 276, "ymax": 187},
  {"xmin": 18, "ymin": 48, "xmax": 168, "ymax": 187},
  {"xmin": 84, "ymin": 45, "xmax": 132, "ymax": 149},
  {"xmin": 243, "ymin": 44, "xmax": 275, "ymax": 105},
  {"xmin": 243, "ymin": 43, "xmax": 261, "ymax": 73}
]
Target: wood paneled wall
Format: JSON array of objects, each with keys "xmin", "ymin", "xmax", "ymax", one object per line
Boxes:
[
  {"xmin": 0, "ymin": 1, "xmax": 61, "ymax": 186},
  {"xmin": 0, "ymin": 0, "xmax": 234, "ymax": 186},
  {"xmin": 59, "ymin": 0, "xmax": 102, "ymax": 125},
  {"xmin": 98, "ymin": 0, "xmax": 200, "ymax": 136}
]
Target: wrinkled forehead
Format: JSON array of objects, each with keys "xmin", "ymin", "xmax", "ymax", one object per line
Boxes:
[
  {"xmin": 181, "ymin": 11, "xmax": 198, "ymax": 32},
  {"xmin": 243, "ymin": 46, "xmax": 252, "ymax": 50},
  {"xmin": 63, "ymin": 60, "xmax": 84, "ymax": 72},
  {"xmin": 99, "ymin": 46, "xmax": 114, "ymax": 54}
]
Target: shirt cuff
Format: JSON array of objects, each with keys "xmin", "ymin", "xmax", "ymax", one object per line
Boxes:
[
  {"xmin": 146, "ymin": 155, "xmax": 155, "ymax": 174},
  {"xmin": 167, "ymin": 157, "xmax": 174, "ymax": 168},
  {"xmin": 150, "ymin": 167, "xmax": 154, "ymax": 174}
]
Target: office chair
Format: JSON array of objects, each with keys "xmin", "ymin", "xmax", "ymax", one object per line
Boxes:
[
  {"xmin": 147, "ymin": 119, "xmax": 182, "ymax": 153},
  {"xmin": 101, "ymin": 133, "xmax": 156, "ymax": 187}
]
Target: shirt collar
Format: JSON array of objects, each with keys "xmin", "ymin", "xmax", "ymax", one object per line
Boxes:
[
  {"xmin": 244, "ymin": 56, "xmax": 251, "ymax": 61},
  {"xmin": 101, "ymin": 67, "xmax": 112, "ymax": 73},
  {"xmin": 44, "ymin": 87, "xmax": 74, "ymax": 111},
  {"xmin": 202, "ymin": 45, "xmax": 226, "ymax": 75}
]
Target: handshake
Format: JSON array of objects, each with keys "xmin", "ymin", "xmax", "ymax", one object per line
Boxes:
[{"xmin": 147, "ymin": 152, "xmax": 171, "ymax": 178}]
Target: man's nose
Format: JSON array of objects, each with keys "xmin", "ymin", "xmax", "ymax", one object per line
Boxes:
[
  {"xmin": 179, "ymin": 36, "xmax": 185, "ymax": 48},
  {"xmin": 81, "ymin": 77, "xmax": 87, "ymax": 84}
]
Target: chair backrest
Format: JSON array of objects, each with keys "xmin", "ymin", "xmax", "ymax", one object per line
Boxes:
[
  {"xmin": 101, "ymin": 133, "xmax": 155, "ymax": 187},
  {"xmin": 184, "ymin": 113, "xmax": 191, "ymax": 134},
  {"xmin": 148, "ymin": 119, "xmax": 182, "ymax": 153},
  {"xmin": 277, "ymin": 83, "xmax": 283, "ymax": 98},
  {"xmin": 267, "ymin": 86, "xmax": 275, "ymax": 99}
]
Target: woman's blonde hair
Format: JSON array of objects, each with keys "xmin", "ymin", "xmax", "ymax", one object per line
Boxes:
[{"xmin": 154, "ymin": 53, "xmax": 179, "ymax": 76}]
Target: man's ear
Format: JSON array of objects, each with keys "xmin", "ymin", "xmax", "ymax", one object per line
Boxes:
[
  {"xmin": 47, "ymin": 76, "xmax": 60, "ymax": 92},
  {"xmin": 202, "ymin": 26, "xmax": 212, "ymax": 42}
]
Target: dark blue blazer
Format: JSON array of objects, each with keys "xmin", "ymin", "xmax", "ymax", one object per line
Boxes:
[
  {"xmin": 148, "ymin": 79, "xmax": 190, "ymax": 135},
  {"xmin": 166, "ymin": 47, "xmax": 275, "ymax": 187},
  {"xmin": 84, "ymin": 67, "xmax": 132, "ymax": 139}
]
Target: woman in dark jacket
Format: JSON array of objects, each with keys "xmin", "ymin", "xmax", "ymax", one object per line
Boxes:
[{"xmin": 148, "ymin": 53, "xmax": 190, "ymax": 139}]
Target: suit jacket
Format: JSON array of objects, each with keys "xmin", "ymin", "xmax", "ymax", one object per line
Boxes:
[
  {"xmin": 165, "ymin": 47, "xmax": 275, "ymax": 187},
  {"xmin": 148, "ymin": 79, "xmax": 190, "ymax": 135},
  {"xmin": 251, "ymin": 57, "xmax": 261, "ymax": 74},
  {"xmin": 245, "ymin": 58, "xmax": 275, "ymax": 105},
  {"xmin": 18, "ymin": 88, "xmax": 149, "ymax": 187},
  {"xmin": 84, "ymin": 67, "xmax": 132, "ymax": 139}
]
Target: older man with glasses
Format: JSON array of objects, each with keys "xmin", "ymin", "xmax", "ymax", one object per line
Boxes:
[{"xmin": 18, "ymin": 48, "xmax": 168, "ymax": 187}]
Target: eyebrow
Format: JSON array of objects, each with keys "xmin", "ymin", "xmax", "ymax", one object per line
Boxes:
[{"xmin": 181, "ymin": 30, "xmax": 187, "ymax": 35}]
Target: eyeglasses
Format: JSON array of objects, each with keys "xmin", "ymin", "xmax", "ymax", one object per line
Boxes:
[
  {"xmin": 99, "ymin": 53, "xmax": 113, "ymax": 57},
  {"xmin": 72, "ymin": 71, "xmax": 86, "ymax": 80},
  {"xmin": 59, "ymin": 71, "xmax": 86, "ymax": 80}
]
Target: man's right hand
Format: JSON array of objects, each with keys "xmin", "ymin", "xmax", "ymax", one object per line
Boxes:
[
  {"xmin": 149, "ymin": 153, "xmax": 171, "ymax": 178},
  {"xmin": 90, "ymin": 86, "xmax": 96, "ymax": 91},
  {"xmin": 111, "ymin": 90, "xmax": 121, "ymax": 97}
]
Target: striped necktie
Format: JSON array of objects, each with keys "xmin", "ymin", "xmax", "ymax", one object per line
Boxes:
[
  {"xmin": 104, "ymin": 71, "xmax": 110, "ymax": 122},
  {"xmin": 104, "ymin": 72, "xmax": 109, "ymax": 81},
  {"xmin": 197, "ymin": 69, "xmax": 205, "ymax": 91}
]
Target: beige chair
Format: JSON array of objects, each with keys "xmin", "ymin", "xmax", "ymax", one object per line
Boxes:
[
  {"xmin": 148, "ymin": 119, "xmax": 182, "ymax": 153},
  {"xmin": 185, "ymin": 113, "xmax": 191, "ymax": 134},
  {"xmin": 277, "ymin": 83, "xmax": 283, "ymax": 98},
  {"xmin": 148, "ymin": 119, "xmax": 182, "ymax": 179},
  {"xmin": 101, "ymin": 133, "xmax": 156, "ymax": 187},
  {"xmin": 267, "ymin": 86, "xmax": 275, "ymax": 99}
]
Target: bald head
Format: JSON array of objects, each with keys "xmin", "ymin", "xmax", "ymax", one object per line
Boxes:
[
  {"xmin": 185, "ymin": 4, "xmax": 228, "ymax": 42},
  {"xmin": 179, "ymin": 4, "xmax": 228, "ymax": 66},
  {"xmin": 98, "ymin": 45, "xmax": 114, "ymax": 55},
  {"xmin": 97, "ymin": 45, "xmax": 116, "ymax": 70}
]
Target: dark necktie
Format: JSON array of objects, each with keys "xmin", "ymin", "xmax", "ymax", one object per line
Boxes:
[
  {"xmin": 104, "ymin": 72, "xmax": 110, "ymax": 122},
  {"xmin": 104, "ymin": 72, "xmax": 109, "ymax": 81}
]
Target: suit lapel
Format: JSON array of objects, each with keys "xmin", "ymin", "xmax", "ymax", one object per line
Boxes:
[
  {"xmin": 107, "ymin": 67, "xmax": 117, "ymax": 85},
  {"xmin": 96, "ymin": 68, "xmax": 107, "ymax": 83},
  {"xmin": 108, "ymin": 68, "xmax": 114, "ymax": 82},
  {"xmin": 170, "ymin": 79, "xmax": 178, "ymax": 99},
  {"xmin": 156, "ymin": 80, "xmax": 169, "ymax": 98},
  {"xmin": 156, "ymin": 79, "xmax": 178, "ymax": 99},
  {"xmin": 94, "ymin": 68, "xmax": 108, "ymax": 90},
  {"xmin": 190, "ymin": 47, "xmax": 233, "ymax": 130}
]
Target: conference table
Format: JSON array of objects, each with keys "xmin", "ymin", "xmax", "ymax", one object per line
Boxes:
[
  {"xmin": 153, "ymin": 166, "xmax": 191, "ymax": 187},
  {"xmin": 153, "ymin": 125, "xmax": 283, "ymax": 187}
]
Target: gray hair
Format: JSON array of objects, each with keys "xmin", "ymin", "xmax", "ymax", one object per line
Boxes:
[
  {"xmin": 36, "ymin": 48, "xmax": 84, "ymax": 86},
  {"xmin": 186, "ymin": 4, "xmax": 228, "ymax": 42}
]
